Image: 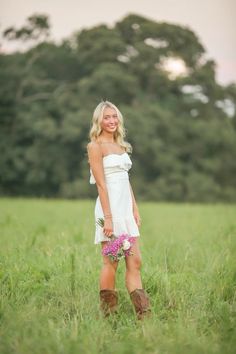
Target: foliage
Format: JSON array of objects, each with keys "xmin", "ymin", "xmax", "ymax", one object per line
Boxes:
[{"xmin": 0, "ymin": 13, "xmax": 236, "ymax": 201}]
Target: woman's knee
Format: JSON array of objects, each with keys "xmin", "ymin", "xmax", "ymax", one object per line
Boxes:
[
  {"xmin": 127, "ymin": 254, "xmax": 142, "ymax": 271},
  {"xmin": 127, "ymin": 240, "xmax": 142, "ymax": 270},
  {"xmin": 134, "ymin": 254, "xmax": 142, "ymax": 269},
  {"xmin": 102, "ymin": 257, "xmax": 119, "ymax": 272}
]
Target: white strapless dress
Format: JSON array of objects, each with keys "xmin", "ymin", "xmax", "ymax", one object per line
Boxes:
[{"xmin": 89, "ymin": 152, "xmax": 140, "ymax": 244}]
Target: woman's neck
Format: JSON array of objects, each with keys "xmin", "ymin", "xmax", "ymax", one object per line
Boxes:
[{"xmin": 98, "ymin": 132, "xmax": 115, "ymax": 143}]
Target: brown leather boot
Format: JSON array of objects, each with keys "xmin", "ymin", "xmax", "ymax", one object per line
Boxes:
[
  {"xmin": 99, "ymin": 289, "xmax": 118, "ymax": 317},
  {"xmin": 130, "ymin": 288, "xmax": 151, "ymax": 320}
]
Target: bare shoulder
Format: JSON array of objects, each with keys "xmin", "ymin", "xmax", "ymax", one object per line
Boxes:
[
  {"xmin": 87, "ymin": 141, "xmax": 100, "ymax": 150},
  {"xmin": 87, "ymin": 141, "xmax": 102, "ymax": 158}
]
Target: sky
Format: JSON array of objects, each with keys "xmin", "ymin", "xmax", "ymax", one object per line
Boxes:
[{"xmin": 0, "ymin": 0, "xmax": 235, "ymax": 85}]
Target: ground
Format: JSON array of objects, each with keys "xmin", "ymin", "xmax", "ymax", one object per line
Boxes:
[{"xmin": 0, "ymin": 198, "xmax": 235, "ymax": 354}]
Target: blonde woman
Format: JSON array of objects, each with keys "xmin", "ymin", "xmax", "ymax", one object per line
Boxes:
[{"xmin": 87, "ymin": 101, "xmax": 151, "ymax": 320}]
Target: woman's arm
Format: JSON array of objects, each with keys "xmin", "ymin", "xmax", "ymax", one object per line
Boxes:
[
  {"xmin": 129, "ymin": 181, "xmax": 141, "ymax": 227},
  {"xmin": 87, "ymin": 142, "xmax": 113, "ymax": 237},
  {"xmin": 129, "ymin": 181, "xmax": 138, "ymax": 211}
]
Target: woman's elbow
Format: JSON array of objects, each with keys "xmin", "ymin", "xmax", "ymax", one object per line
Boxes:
[{"xmin": 97, "ymin": 182, "xmax": 107, "ymax": 192}]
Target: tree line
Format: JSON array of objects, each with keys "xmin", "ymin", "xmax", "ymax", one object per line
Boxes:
[{"xmin": 1, "ymin": 13, "xmax": 236, "ymax": 201}]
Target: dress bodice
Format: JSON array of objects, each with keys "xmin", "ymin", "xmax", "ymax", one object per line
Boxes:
[{"xmin": 89, "ymin": 152, "xmax": 132, "ymax": 184}]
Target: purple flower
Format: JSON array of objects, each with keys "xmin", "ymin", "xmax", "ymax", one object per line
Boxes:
[
  {"xmin": 96, "ymin": 218, "xmax": 136, "ymax": 262},
  {"xmin": 102, "ymin": 234, "xmax": 136, "ymax": 262}
]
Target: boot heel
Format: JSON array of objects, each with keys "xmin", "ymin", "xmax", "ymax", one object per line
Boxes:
[
  {"xmin": 130, "ymin": 288, "xmax": 151, "ymax": 320},
  {"xmin": 99, "ymin": 289, "xmax": 118, "ymax": 317}
]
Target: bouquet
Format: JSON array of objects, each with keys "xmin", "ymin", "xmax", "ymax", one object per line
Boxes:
[{"xmin": 96, "ymin": 218, "xmax": 136, "ymax": 262}]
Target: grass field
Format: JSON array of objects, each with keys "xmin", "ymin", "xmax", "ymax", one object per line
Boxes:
[{"xmin": 0, "ymin": 198, "xmax": 236, "ymax": 354}]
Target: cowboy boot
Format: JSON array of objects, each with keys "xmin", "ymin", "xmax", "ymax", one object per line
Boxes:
[
  {"xmin": 130, "ymin": 288, "xmax": 151, "ymax": 320},
  {"xmin": 99, "ymin": 289, "xmax": 118, "ymax": 317}
]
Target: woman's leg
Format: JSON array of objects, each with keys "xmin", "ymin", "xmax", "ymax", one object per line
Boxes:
[
  {"xmin": 125, "ymin": 238, "xmax": 143, "ymax": 293},
  {"xmin": 99, "ymin": 241, "xmax": 119, "ymax": 316},
  {"xmin": 125, "ymin": 238, "xmax": 151, "ymax": 319},
  {"xmin": 100, "ymin": 241, "xmax": 119, "ymax": 290}
]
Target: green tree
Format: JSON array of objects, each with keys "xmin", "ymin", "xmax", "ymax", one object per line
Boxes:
[{"xmin": 0, "ymin": 13, "xmax": 235, "ymax": 201}]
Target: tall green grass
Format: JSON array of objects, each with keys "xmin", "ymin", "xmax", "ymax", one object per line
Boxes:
[{"xmin": 0, "ymin": 198, "xmax": 235, "ymax": 354}]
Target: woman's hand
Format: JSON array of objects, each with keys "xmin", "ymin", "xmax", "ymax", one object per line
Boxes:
[
  {"xmin": 103, "ymin": 218, "xmax": 113, "ymax": 237},
  {"xmin": 133, "ymin": 207, "xmax": 141, "ymax": 227}
]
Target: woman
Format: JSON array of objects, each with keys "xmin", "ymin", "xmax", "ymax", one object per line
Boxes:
[{"xmin": 87, "ymin": 100, "xmax": 151, "ymax": 320}]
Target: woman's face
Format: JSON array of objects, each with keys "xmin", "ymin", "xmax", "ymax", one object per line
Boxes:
[{"xmin": 100, "ymin": 107, "xmax": 119, "ymax": 134}]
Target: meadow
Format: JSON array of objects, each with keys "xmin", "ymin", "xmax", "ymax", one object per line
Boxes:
[{"xmin": 0, "ymin": 198, "xmax": 235, "ymax": 354}]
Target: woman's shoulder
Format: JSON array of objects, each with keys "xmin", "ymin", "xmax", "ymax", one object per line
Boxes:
[
  {"xmin": 87, "ymin": 141, "xmax": 102, "ymax": 157},
  {"xmin": 87, "ymin": 140, "xmax": 100, "ymax": 149}
]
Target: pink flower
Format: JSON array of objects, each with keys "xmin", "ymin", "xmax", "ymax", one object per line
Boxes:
[
  {"xmin": 96, "ymin": 218, "xmax": 136, "ymax": 262},
  {"xmin": 102, "ymin": 234, "xmax": 136, "ymax": 262}
]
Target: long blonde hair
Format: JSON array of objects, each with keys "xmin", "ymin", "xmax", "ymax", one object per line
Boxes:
[{"xmin": 89, "ymin": 100, "xmax": 132, "ymax": 153}]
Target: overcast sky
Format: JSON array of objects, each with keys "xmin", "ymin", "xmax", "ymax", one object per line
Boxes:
[{"xmin": 0, "ymin": 0, "xmax": 235, "ymax": 85}]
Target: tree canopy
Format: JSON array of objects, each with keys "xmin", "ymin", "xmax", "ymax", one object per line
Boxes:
[{"xmin": 1, "ymin": 13, "xmax": 236, "ymax": 201}]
